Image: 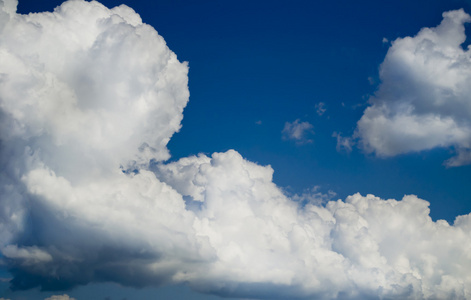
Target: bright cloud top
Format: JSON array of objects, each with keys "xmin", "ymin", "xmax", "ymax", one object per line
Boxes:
[
  {"xmin": 1, "ymin": 1, "xmax": 471, "ymax": 299},
  {"xmin": 356, "ymin": 9, "xmax": 471, "ymax": 167}
]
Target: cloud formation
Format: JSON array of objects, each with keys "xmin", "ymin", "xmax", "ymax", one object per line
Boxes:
[
  {"xmin": 315, "ymin": 102, "xmax": 326, "ymax": 116},
  {"xmin": 0, "ymin": 295, "xmax": 77, "ymax": 300},
  {"xmin": 282, "ymin": 119, "xmax": 314, "ymax": 144},
  {"xmin": 157, "ymin": 154, "xmax": 471, "ymax": 299},
  {"xmin": 333, "ymin": 132, "xmax": 353, "ymax": 153},
  {"xmin": 0, "ymin": 0, "xmax": 192, "ymax": 290},
  {"xmin": 1, "ymin": 1, "xmax": 471, "ymax": 299},
  {"xmin": 356, "ymin": 9, "xmax": 471, "ymax": 166},
  {"xmin": 44, "ymin": 295, "xmax": 76, "ymax": 300}
]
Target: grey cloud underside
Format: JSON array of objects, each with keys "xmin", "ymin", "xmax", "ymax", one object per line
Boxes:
[
  {"xmin": 356, "ymin": 9, "xmax": 471, "ymax": 167},
  {"xmin": 1, "ymin": 0, "xmax": 471, "ymax": 299}
]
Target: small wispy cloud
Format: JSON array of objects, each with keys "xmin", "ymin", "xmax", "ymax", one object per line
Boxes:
[
  {"xmin": 282, "ymin": 119, "xmax": 314, "ymax": 144},
  {"xmin": 367, "ymin": 76, "xmax": 375, "ymax": 85},
  {"xmin": 333, "ymin": 132, "xmax": 353, "ymax": 153},
  {"xmin": 291, "ymin": 186, "xmax": 337, "ymax": 206},
  {"xmin": 315, "ymin": 102, "xmax": 327, "ymax": 116}
]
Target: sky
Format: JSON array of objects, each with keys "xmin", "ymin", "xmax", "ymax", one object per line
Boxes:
[{"xmin": 1, "ymin": 0, "xmax": 471, "ymax": 299}]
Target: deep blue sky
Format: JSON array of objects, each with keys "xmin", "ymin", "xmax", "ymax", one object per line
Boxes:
[{"xmin": 6, "ymin": 0, "xmax": 471, "ymax": 299}]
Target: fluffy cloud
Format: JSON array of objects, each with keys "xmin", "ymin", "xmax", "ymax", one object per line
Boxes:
[
  {"xmin": 1, "ymin": 1, "xmax": 471, "ymax": 299},
  {"xmin": 282, "ymin": 119, "xmax": 314, "ymax": 144},
  {"xmin": 0, "ymin": 0, "xmax": 194, "ymax": 291},
  {"xmin": 356, "ymin": 9, "xmax": 471, "ymax": 166},
  {"xmin": 158, "ymin": 153, "xmax": 471, "ymax": 299}
]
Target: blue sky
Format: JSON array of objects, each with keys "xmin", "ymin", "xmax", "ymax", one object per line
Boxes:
[{"xmin": 2, "ymin": 0, "xmax": 471, "ymax": 299}]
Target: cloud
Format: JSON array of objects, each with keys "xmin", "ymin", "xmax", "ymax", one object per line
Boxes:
[
  {"xmin": 1, "ymin": 295, "xmax": 76, "ymax": 300},
  {"xmin": 1, "ymin": 1, "xmax": 471, "ymax": 299},
  {"xmin": 2, "ymin": 245, "xmax": 53, "ymax": 266},
  {"xmin": 355, "ymin": 9, "xmax": 471, "ymax": 166},
  {"xmin": 315, "ymin": 102, "xmax": 327, "ymax": 116},
  {"xmin": 333, "ymin": 132, "xmax": 353, "ymax": 153},
  {"xmin": 157, "ymin": 153, "xmax": 471, "ymax": 299},
  {"xmin": 0, "ymin": 0, "xmax": 192, "ymax": 291},
  {"xmin": 282, "ymin": 119, "xmax": 314, "ymax": 144},
  {"xmin": 45, "ymin": 295, "xmax": 76, "ymax": 300}
]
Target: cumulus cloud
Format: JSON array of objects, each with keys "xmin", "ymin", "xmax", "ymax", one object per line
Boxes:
[
  {"xmin": 356, "ymin": 9, "xmax": 471, "ymax": 166},
  {"xmin": 157, "ymin": 153, "xmax": 471, "ymax": 299},
  {"xmin": 282, "ymin": 119, "xmax": 314, "ymax": 144},
  {"xmin": 0, "ymin": 0, "xmax": 193, "ymax": 291},
  {"xmin": 1, "ymin": 1, "xmax": 471, "ymax": 300}
]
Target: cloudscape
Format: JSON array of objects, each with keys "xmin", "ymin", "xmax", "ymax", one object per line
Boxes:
[
  {"xmin": 1, "ymin": 0, "xmax": 471, "ymax": 299},
  {"xmin": 355, "ymin": 9, "xmax": 471, "ymax": 167}
]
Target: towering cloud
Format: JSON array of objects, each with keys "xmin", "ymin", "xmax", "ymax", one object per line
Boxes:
[
  {"xmin": 356, "ymin": 9, "xmax": 471, "ymax": 166},
  {"xmin": 0, "ymin": 0, "xmax": 193, "ymax": 290},
  {"xmin": 1, "ymin": 1, "xmax": 471, "ymax": 299}
]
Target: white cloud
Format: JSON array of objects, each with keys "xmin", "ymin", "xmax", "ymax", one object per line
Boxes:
[
  {"xmin": 1, "ymin": 1, "xmax": 471, "ymax": 299},
  {"xmin": 282, "ymin": 119, "xmax": 314, "ymax": 144},
  {"xmin": 158, "ymin": 153, "xmax": 471, "ymax": 299},
  {"xmin": 2, "ymin": 245, "xmax": 53, "ymax": 266},
  {"xmin": 355, "ymin": 9, "xmax": 471, "ymax": 166},
  {"xmin": 0, "ymin": 0, "xmax": 193, "ymax": 290}
]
